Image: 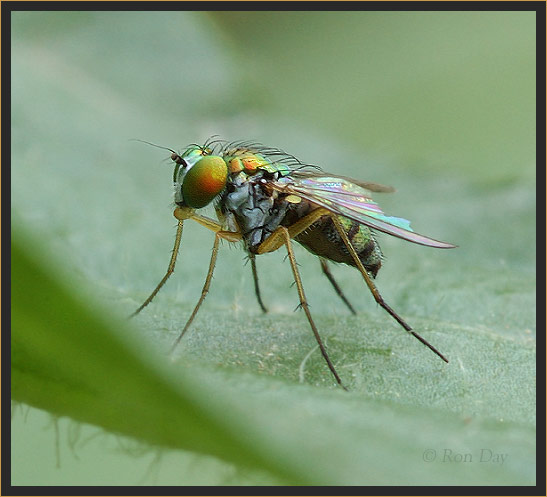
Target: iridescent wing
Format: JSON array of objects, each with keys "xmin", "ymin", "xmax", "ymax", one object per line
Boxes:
[
  {"xmin": 306, "ymin": 173, "xmax": 396, "ymax": 194},
  {"xmin": 272, "ymin": 173, "xmax": 456, "ymax": 248}
]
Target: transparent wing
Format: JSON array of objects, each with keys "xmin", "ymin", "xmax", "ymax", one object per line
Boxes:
[
  {"xmin": 273, "ymin": 174, "xmax": 456, "ymax": 248},
  {"xmin": 292, "ymin": 171, "xmax": 396, "ymax": 193}
]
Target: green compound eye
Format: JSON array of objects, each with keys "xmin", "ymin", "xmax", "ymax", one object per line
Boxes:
[{"xmin": 182, "ymin": 156, "xmax": 228, "ymax": 208}]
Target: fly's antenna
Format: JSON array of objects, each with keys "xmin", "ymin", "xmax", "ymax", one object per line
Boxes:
[
  {"xmin": 130, "ymin": 138, "xmax": 186, "ymax": 166},
  {"xmin": 129, "ymin": 138, "xmax": 178, "ymax": 155}
]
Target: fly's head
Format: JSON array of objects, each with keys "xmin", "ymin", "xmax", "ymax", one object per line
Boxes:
[{"xmin": 172, "ymin": 145, "xmax": 228, "ymax": 215}]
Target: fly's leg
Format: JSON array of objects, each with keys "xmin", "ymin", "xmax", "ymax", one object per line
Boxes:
[
  {"xmin": 319, "ymin": 258, "xmax": 357, "ymax": 315},
  {"xmin": 131, "ymin": 219, "xmax": 184, "ymax": 317},
  {"xmin": 257, "ymin": 226, "xmax": 347, "ymax": 390},
  {"xmin": 132, "ymin": 207, "xmax": 228, "ymax": 317},
  {"xmin": 250, "ymin": 254, "xmax": 268, "ymax": 313},
  {"xmin": 170, "ymin": 229, "xmax": 242, "ymax": 355},
  {"xmin": 329, "ymin": 214, "xmax": 449, "ymax": 363},
  {"xmin": 257, "ymin": 205, "xmax": 356, "ymax": 314}
]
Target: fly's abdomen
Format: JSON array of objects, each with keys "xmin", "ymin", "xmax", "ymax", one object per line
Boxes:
[{"xmin": 293, "ymin": 213, "xmax": 382, "ymax": 277}]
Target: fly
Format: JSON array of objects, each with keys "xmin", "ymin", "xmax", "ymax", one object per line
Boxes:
[{"xmin": 131, "ymin": 138, "xmax": 456, "ymax": 390}]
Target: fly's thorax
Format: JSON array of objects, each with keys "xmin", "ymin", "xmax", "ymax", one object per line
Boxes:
[
  {"xmin": 219, "ymin": 168, "xmax": 290, "ymax": 252},
  {"xmin": 224, "ymin": 151, "xmax": 271, "ymax": 176}
]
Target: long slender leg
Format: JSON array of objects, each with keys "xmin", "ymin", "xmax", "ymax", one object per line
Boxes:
[
  {"xmin": 319, "ymin": 258, "xmax": 357, "ymax": 315},
  {"xmin": 255, "ymin": 205, "xmax": 356, "ymax": 314},
  {"xmin": 169, "ymin": 230, "xmax": 239, "ymax": 354},
  {"xmin": 131, "ymin": 219, "xmax": 184, "ymax": 317},
  {"xmin": 259, "ymin": 226, "xmax": 347, "ymax": 390},
  {"xmin": 329, "ymin": 215, "xmax": 448, "ymax": 363},
  {"xmin": 250, "ymin": 254, "xmax": 268, "ymax": 313},
  {"xmin": 133, "ymin": 206, "xmax": 241, "ymax": 319}
]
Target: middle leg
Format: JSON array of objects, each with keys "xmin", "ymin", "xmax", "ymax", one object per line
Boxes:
[
  {"xmin": 249, "ymin": 254, "xmax": 268, "ymax": 313},
  {"xmin": 257, "ymin": 226, "xmax": 347, "ymax": 389}
]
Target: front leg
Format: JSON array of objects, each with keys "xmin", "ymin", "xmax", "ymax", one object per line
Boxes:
[
  {"xmin": 170, "ymin": 228, "xmax": 242, "ymax": 354},
  {"xmin": 133, "ymin": 208, "xmax": 241, "ymax": 317},
  {"xmin": 131, "ymin": 218, "xmax": 184, "ymax": 316}
]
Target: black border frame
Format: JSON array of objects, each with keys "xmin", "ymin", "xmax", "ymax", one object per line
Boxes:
[{"xmin": 3, "ymin": 2, "xmax": 545, "ymax": 496}]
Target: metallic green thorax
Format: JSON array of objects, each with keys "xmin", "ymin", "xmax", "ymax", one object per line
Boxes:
[{"xmin": 222, "ymin": 149, "xmax": 292, "ymax": 177}]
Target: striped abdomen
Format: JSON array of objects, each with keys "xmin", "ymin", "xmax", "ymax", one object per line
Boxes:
[
  {"xmin": 295, "ymin": 214, "xmax": 382, "ymax": 277},
  {"xmin": 279, "ymin": 199, "xmax": 382, "ymax": 277}
]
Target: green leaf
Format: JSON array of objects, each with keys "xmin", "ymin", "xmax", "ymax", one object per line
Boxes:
[{"xmin": 12, "ymin": 228, "xmax": 315, "ymax": 484}]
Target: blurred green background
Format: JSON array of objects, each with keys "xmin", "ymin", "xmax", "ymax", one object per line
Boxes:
[{"xmin": 11, "ymin": 10, "xmax": 536, "ymax": 486}]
